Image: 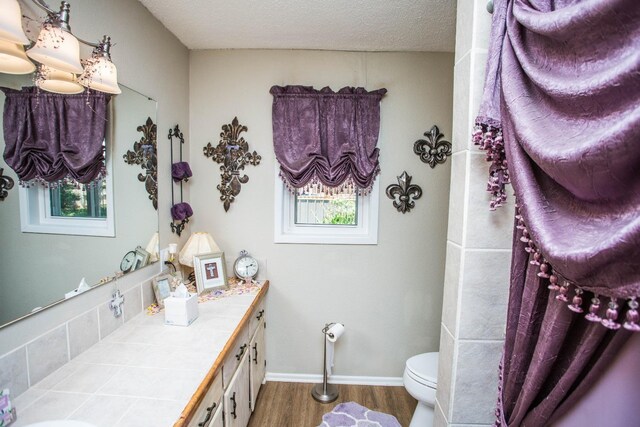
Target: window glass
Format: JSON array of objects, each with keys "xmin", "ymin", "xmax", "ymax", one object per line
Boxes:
[
  {"xmin": 49, "ymin": 180, "xmax": 107, "ymax": 218},
  {"xmin": 294, "ymin": 190, "xmax": 358, "ymax": 226}
]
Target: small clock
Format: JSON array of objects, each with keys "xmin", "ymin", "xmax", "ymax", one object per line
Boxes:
[
  {"xmin": 233, "ymin": 250, "xmax": 259, "ymax": 282},
  {"xmin": 120, "ymin": 250, "xmax": 136, "ymax": 272}
]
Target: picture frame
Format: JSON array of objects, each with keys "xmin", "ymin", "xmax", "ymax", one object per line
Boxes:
[
  {"xmin": 132, "ymin": 246, "xmax": 150, "ymax": 271},
  {"xmin": 193, "ymin": 251, "xmax": 228, "ymax": 294},
  {"xmin": 152, "ymin": 273, "xmax": 174, "ymax": 308}
]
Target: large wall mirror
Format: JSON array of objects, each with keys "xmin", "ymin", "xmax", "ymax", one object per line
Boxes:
[{"xmin": 0, "ymin": 74, "xmax": 159, "ymax": 327}]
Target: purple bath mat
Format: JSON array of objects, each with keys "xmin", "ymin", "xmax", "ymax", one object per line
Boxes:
[{"xmin": 318, "ymin": 401, "xmax": 401, "ymax": 427}]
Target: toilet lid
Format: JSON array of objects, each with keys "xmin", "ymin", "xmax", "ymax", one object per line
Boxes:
[{"xmin": 406, "ymin": 352, "xmax": 438, "ymax": 386}]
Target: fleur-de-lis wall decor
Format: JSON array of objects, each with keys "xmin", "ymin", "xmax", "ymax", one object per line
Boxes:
[
  {"xmin": 386, "ymin": 171, "xmax": 423, "ymax": 214},
  {"xmin": 0, "ymin": 168, "xmax": 15, "ymax": 201},
  {"xmin": 413, "ymin": 125, "xmax": 452, "ymax": 168},
  {"xmin": 124, "ymin": 117, "xmax": 158, "ymax": 210},
  {"xmin": 203, "ymin": 117, "xmax": 261, "ymax": 212}
]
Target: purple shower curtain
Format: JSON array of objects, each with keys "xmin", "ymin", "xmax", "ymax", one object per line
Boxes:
[
  {"xmin": 2, "ymin": 87, "xmax": 110, "ymax": 186},
  {"xmin": 270, "ymin": 85, "xmax": 386, "ymax": 193},
  {"xmin": 474, "ymin": 0, "xmax": 640, "ymax": 425}
]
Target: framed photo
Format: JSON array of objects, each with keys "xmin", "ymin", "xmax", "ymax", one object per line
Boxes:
[
  {"xmin": 152, "ymin": 273, "xmax": 174, "ymax": 308},
  {"xmin": 193, "ymin": 251, "xmax": 228, "ymax": 294},
  {"xmin": 132, "ymin": 246, "xmax": 150, "ymax": 271}
]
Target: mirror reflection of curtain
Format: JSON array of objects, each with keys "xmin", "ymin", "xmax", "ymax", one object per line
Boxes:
[
  {"xmin": 2, "ymin": 87, "xmax": 110, "ymax": 186},
  {"xmin": 475, "ymin": 0, "xmax": 640, "ymax": 425}
]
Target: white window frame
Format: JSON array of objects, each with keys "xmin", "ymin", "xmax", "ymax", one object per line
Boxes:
[
  {"xmin": 18, "ymin": 156, "xmax": 115, "ymax": 237},
  {"xmin": 274, "ymin": 169, "xmax": 379, "ymax": 245}
]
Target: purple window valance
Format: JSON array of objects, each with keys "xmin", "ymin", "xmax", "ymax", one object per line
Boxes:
[
  {"xmin": 2, "ymin": 87, "xmax": 110, "ymax": 186},
  {"xmin": 270, "ymin": 85, "xmax": 387, "ymax": 194}
]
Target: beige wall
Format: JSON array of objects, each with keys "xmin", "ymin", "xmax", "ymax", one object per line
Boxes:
[
  {"xmin": 0, "ymin": 0, "xmax": 189, "ymax": 353},
  {"xmin": 189, "ymin": 50, "xmax": 454, "ymax": 377}
]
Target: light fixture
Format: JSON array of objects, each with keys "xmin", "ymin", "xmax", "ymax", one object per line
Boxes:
[
  {"xmin": 0, "ymin": 39, "xmax": 36, "ymax": 74},
  {"xmin": 0, "ymin": 0, "xmax": 120, "ymax": 94},
  {"xmin": 78, "ymin": 36, "xmax": 121, "ymax": 94},
  {"xmin": 0, "ymin": 0, "xmax": 30, "ymax": 45},
  {"xmin": 35, "ymin": 64, "xmax": 83, "ymax": 94},
  {"xmin": 178, "ymin": 232, "xmax": 221, "ymax": 268}
]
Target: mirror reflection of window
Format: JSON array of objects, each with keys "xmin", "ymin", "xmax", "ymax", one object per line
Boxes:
[{"xmin": 49, "ymin": 179, "xmax": 108, "ymax": 219}]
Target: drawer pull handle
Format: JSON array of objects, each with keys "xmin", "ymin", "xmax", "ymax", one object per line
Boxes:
[
  {"xmin": 256, "ymin": 309, "xmax": 264, "ymax": 320},
  {"xmin": 198, "ymin": 402, "xmax": 217, "ymax": 427},
  {"xmin": 230, "ymin": 391, "xmax": 237, "ymax": 419},
  {"xmin": 235, "ymin": 343, "xmax": 247, "ymax": 360},
  {"xmin": 253, "ymin": 342, "xmax": 258, "ymax": 364}
]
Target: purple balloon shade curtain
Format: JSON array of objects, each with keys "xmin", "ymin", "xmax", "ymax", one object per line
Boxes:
[
  {"xmin": 270, "ymin": 85, "xmax": 386, "ymax": 194},
  {"xmin": 474, "ymin": 0, "xmax": 640, "ymax": 425},
  {"xmin": 2, "ymin": 87, "xmax": 110, "ymax": 186}
]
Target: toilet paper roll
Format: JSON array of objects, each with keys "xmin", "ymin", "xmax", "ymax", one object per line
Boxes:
[
  {"xmin": 325, "ymin": 323, "xmax": 344, "ymax": 377},
  {"xmin": 327, "ymin": 323, "xmax": 345, "ymax": 343}
]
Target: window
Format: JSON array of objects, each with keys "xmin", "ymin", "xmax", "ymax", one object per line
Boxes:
[
  {"xmin": 19, "ymin": 161, "xmax": 114, "ymax": 237},
  {"xmin": 274, "ymin": 172, "xmax": 379, "ymax": 245}
]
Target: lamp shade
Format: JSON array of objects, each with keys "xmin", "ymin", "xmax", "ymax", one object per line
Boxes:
[
  {"xmin": 0, "ymin": 0, "xmax": 30, "ymax": 45},
  {"xmin": 36, "ymin": 65, "xmax": 84, "ymax": 94},
  {"xmin": 145, "ymin": 232, "xmax": 159, "ymax": 263},
  {"xmin": 0, "ymin": 39, "xmax": 35, "ymax": 74},
  {"xmin": 78, "ymin": 55, "xmax": 121, "ymax": 94},
  {"xmin": 27, "ymin": 24, "xmax": 83, "ymax": 74},
  {"xmin": 179, "ymin": 232, "xmax": 221, "ymax": 267}
]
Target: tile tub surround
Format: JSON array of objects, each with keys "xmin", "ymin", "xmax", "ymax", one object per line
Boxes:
[{"xmin": 8, "ymin": 285, "xmax": 267, "ymax": 427}]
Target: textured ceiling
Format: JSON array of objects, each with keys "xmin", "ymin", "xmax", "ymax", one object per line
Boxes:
[{"xmin": 137, "ymin": 0, "xmax": 456, "ymax": 52}]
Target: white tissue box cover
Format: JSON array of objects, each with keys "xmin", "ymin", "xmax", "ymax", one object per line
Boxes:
[{"xmin": 164, "ymin": 293, "xmax": 199, "ymax": 326}]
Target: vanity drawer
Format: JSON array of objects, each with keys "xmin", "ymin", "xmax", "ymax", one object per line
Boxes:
[
  {"xmin": 222, "ymin": 325, "xmax": 250, "ymax": 388},
  {"xmin": 189, "ymin": 372, "xmax": 223, "ymax": 427},
  {"xmin": 249, "ymin": 298, "xmax": 265, "ymax": 337}
]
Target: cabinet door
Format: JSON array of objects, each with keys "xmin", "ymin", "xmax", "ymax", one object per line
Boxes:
[
  {"xmin": 249, "ymin": 319, "xmax": 266, "ymax": 412},
  {"xmin": 224, "ymin": 350, "xmax": 251, "ymax": 427},
  {"xmin": 209, "ymin": 402, "xmax": 224, "ymax": 427}
]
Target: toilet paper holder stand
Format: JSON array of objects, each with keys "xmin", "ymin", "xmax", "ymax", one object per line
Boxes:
[{"xmin": 312, "ymin": 322, "xmax": 343, "ymax": 403}]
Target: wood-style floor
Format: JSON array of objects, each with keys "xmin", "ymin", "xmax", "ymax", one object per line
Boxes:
[{"xmin": 247, "ymin": 382, "xmax": 417, "ymax": 427}]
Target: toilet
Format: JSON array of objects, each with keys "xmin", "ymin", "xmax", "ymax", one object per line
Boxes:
[{"xmin": 403, "ymin": 352, "xmax": 439, "ymax": 427}]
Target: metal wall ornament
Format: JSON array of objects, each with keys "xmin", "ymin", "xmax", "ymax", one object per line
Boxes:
[
  {"xmin": 203, "ymin": 117, "xmax": 261, "ymax": 212},
  {"xmin": 124, "ymin": 116, "xmax": 158, "ymax": 210},
  {"xmin": 413, "ymin": 125, "xmax": 452, "ymax": 168},
  {"xmin": 386, "ymin": 171, "xmax": 423, "ymax": 214},
  {"xmin": 168, "ymin": 124, "xmax": 192, "ymax": 236},
  {"xmin": 0, "ymin": 168, "xmax": 15, "ymax": 201}
]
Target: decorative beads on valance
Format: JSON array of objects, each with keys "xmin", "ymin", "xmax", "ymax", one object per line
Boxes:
[
  {"xmin": 473, "ymin": 121, "xmax": 509, "ymax": 210},
  {"xmin": 515, "ymin": 203, "xmax": 640, "ymax": 332}
]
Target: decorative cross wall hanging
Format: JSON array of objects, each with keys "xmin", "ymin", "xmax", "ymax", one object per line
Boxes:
[
  {"xmin": 203, "ymin": 117, "xmax": 261, "ymax": 211},
  {"xmin": 124, "ymin": 117, "xmax": 158, "ymax": 210},
  {"xmin": 386, "ymin": 171, "xmax": 423, "ymax": 214},
  {"xmin": 413, "ymin": 125, "xmax": 452, "ymax": 168}
]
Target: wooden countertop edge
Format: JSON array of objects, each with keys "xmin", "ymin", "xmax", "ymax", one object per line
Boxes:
[{"xmin": 173, "ymin": 280, "xmax": 269, "ymax": 427}]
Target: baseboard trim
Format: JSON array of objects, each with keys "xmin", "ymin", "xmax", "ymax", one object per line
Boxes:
[{"xmin": 265, "ymin": 372, "xmax": 404, "ymax": 386}]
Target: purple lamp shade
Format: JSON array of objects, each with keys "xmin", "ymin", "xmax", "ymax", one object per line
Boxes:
[
  {"xmin": 171, "ymin": 202, "xmax": 193, "ymax": 221},
  {"xmin": 171, "ymin": 162, "xmax": 192, "ymax": 182}
]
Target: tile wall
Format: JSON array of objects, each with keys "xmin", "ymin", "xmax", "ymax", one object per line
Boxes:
[
  {"xmin": 435, "ymin": 1, "xmax": 513, "ymax": 426},
  {"xmin": 0, "ymin": 272, "xmax": 156, "ymax": 399}
]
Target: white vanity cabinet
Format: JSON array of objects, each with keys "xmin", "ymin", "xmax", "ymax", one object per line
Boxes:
[
  {"xmin": 224, "ymin": 350, "xmax": 251, "ymax": 427},
  {"xmin": 249, "ymin": 314, "xmax": 266, "ymax": 411},
  {"xmin": 178, "ymin": 282, "xmax": 268, "ymax": 427}
]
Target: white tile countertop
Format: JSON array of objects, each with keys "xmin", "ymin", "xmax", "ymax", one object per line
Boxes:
[{"xmin": 10, "ymin": 286, "xmax": 265, "ymax": 427}]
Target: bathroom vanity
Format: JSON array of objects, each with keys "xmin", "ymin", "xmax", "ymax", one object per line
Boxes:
[
  {"xmin": 176, "ymin": 282, "xmax": 267, "ymax": 427},
  {"xmin": 11, "ymin": 282, "xmax": 268, "ymax": 427}
]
